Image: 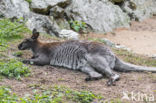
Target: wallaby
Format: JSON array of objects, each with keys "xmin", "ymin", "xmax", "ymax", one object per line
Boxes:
[{"xmin": 18, "ymin": 29, "xmax": 156, "ymax": 86}]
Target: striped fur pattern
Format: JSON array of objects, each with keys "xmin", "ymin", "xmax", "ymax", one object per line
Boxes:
[
  {"xmin": 50, "ymin": 41, "xmax": 88, "ymax": 70},
  {"xmin": 50, "ymin": 40, "xmax": 116, "ymax": 70}
]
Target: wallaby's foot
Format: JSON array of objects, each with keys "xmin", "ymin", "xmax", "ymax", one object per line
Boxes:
[
  {"xmin": 85, "ymin": 72, "xmax": 103, "ymax": 81},
  {"xmin": 107, "ymin": 74, "xmax": 120, "ymax": 86}
]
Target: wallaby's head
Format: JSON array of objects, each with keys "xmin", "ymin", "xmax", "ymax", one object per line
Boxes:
[{"xmin": 18, "ymin": 29, "xmax": 39, "ymax": 50}]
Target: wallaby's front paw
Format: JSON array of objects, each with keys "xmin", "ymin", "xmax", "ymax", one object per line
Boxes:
[
  {"xmin": 22, "ymin": 60, "xmax": 30, "ymax": 64},
  {"xmin": 85, "ymin": 77, "xmax": 92, "ymax": 81}
]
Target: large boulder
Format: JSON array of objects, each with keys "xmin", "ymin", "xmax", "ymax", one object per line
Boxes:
[
  {"xmin": 0, "ymin": 0, "xmax": 30, "ymax": 18},
  {"xmin": 0, "ymin": 0, "xmax": 61, "ymax": 37},
  {"xmin": 30, "ymin": 0, "xmax": 71, "ymax": 14},
  {"xmin": 26, "ymin": 13, "xmax": 60, "ymax": 36},
  {"xmin": 121, "ymin": 0, "xmax": 156, "ymax": 21},
  {"xmin": 65, "ymin": 0, "xmax": 130, "ymax": 33}
]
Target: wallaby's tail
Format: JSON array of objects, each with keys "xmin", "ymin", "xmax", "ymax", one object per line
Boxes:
[{"xmin": 114, "ymin": 57, "xmax": 156, "ymax": 72}]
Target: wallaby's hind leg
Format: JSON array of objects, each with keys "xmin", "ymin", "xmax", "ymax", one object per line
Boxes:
[
  {"xmin": 80, "ymin": 64, "xmax": 103, "ymax": 81},
  {"xmin": 86, "ymin": 54, "xmax": 120, "ymax": 86}
]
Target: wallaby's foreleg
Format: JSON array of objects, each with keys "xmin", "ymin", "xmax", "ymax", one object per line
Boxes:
[
  {"xmin": 23, "ymin": 57, "xmax": 50, "ymax": 66},
  {"xmin": 86, "ymin": 54, "xmax": 120, "ymax": 86},
  {"xmin": 80, "ymin": 64, "xmax": 103, "ymax": 81}
]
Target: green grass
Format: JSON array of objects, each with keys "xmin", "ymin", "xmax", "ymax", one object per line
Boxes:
[
  {"xmin": 13, "ymin": 51, "xmax": 23, "ymax": 57},
  {"xmin": 0, "ymin": 18, "xmax": 31, "ymax": 80},
  {"xmin": 0, "ymin": 18, "xmax": 30, "ymax": 40},
  {"xmin": 0, "ymin": 18, "xmax": 30, "ymax": 52},
  {"xmin": 0, "ymin": 86, "xmax": 103, "ymax": 103},
  {"xmin": 0, "ymin": 59, "xmax": 30, "ymax": 80},
  {"xmin": 0, "ymin": 86, "xmax": 18, "ymax": 103}
]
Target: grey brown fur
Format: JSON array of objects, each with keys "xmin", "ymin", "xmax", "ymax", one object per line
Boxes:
[{"xmin": 18, "ymin": 29, "xmax": 156, "ymax": 86}]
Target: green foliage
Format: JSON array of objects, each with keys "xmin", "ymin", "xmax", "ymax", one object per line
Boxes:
[
  {"xmin": 13, "ymin": 51, "xmax": 23, "ymax": 57},
  {"xmin": 69, "ymin": 20, "xmax": 87, "ymax": 33},
  {"xmin": 53, "ymin": 86, "xmax": 102, "ymax": 103},
  {"xmin": 25, "ymin": 0, "xmax": 32, "ymax": 4},
  {"xmin": 0, "ymin": 18, "xmax": 29, "ymax": 40},
  {"xmin": 0, "ymin": 86, "xmax": 102, "ymax": 103},
  {"xmin": 0, "ymin": 18, "xmax": 30, "ymax": 51},
  {"xmin": 0, "ymin": 59, "xmax": 30, "ymax": 80},
  {"xmin": 25, "ymin": 86, "xmax": 101, "ymax": 103},
  {"xmin": 0, "ymin": 86, "xmax": 18, "ymax": 103},
  {"xmin": 0, "ymin": 39, "xmax": 8, "ymax": 52}
]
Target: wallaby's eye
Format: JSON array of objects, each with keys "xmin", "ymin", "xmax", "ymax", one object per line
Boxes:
[{"xmin": 24, "ymin": 39, "xmax": 32, "ymax": 43}]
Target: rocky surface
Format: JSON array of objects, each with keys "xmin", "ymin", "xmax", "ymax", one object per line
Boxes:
[
  {"xmin": 0, "ymin": 0, "xmax": 156, "ymax": 37},
  {"xmin": 121, "ymin": 0, "xmax": 156, "ymax": 21},
  {"xmin": 30, "ymin": 0, "xmax": 71, "ymax": 14},
  {"xmin": 0, "ymin": 0, "xmax": 30, "ymax": 18},
  {"xmin": 65, "ymin": 0, "xmax": 130, "ymax": 33}
]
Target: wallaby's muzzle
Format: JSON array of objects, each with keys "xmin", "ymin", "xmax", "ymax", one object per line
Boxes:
[{"xmin": 18, "ymin": 43, "xmax": 23, "ymax": 50}]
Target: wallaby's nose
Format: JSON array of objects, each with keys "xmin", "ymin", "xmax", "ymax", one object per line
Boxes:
[{"xmin": 18, "ymin": 44, "xmax": 22, "ymax": 50}]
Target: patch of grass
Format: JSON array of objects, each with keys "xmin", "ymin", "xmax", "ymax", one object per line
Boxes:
[
  {"xmin": 109, "ymin": 98, "xmax": 122, "ymax": 103},
  {"xmin": 13, "ymin": 51, "xmax": 23, "ymax": 57},
  {"xmin": 0, "ymin": 18, "xmax": 30, "ymax": 52},
  {"xmin": 0, "ymin": 59, "xmax": 30, "ymax": 80},
  {"xmin": 0, "ymin": 18, "xmax": 30, "ymax": 40},
  {"xmin": 0, "ymin": 86, "xmax": 18, "ymax": 103},
  {"xmin": 0, "ymin": 86, "xmax": 103, "ymax": 103},
  {"xmin": 0, "ymin": 39, "xmax": 8, "ymax": 52}
]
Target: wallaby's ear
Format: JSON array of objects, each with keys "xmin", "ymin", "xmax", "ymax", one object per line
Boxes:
[{"xmin": 31, "ymin": 28, "xmax": 39, "ymax": 39}]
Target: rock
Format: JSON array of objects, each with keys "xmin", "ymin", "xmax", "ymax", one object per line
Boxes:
[
  {"xmin": 59, "ymin": 29, "xmax": 79, "ymax": 40},
  {"xmin": 115, "ymin": 44, "xmax": 131, "ymax": 51},
  {"xmin": 121, "ymin": 0, "xmax": 156, "ymax": 21},
  {"xmin": 100, "ymin": 38, "xmax": 115, "ymax": 47},
  {"xmin": 150, "ymin": 54, "xmax": 156, "ymax": 59},
  {"xmin": 49, "ymin": 6, "xmax": 64, "ymax": 18},
  {"xmin": 100, "ymin": 38, "xmax": 131, "ymax": 51},
  {"xmin": 65, "ymin": 0, "xmax": 130, "ymax": 33},
  {"xmin": 30, "ymin": 0, "xmax": 71, "ymax": 14},
  {"xmin": 0, "ymin": 0, "xmax": 62, "ymax": 37},
  {"xmin": 26, "ymin": 13, "xmax": 60, "ymax": 37},
  {"xmin": 0, "ymin": 0, "xmax": 30, "ymax": 18}
]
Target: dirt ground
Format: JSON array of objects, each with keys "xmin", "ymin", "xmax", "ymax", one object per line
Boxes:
[{"xmin": 0, "ymin": 17, "xmax": 156, "ymax": 103}]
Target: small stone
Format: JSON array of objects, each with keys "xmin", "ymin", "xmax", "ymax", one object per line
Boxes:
[{"xmin": 59, "ymin": 29, "xmax": 79, "ymax": 40}]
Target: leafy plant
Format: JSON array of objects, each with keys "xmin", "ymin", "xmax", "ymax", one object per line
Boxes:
[
  {"xmin": 0, "ymin": 86, "xmax": 103, "ymax": 103},
  {"xmin": 0, "ymin": 59, "xmax": 30, "ymax": 80},
  {"xmin": 25, "ymin": 0, "xmax": 32, "ymax": 4},
  {"xmin": 0, "ymin": 86, "xmax": 18, "ymax": 103},
  {"xmin": 69, "ymin": 20, "xmax": 87, "ymax": 33}
]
